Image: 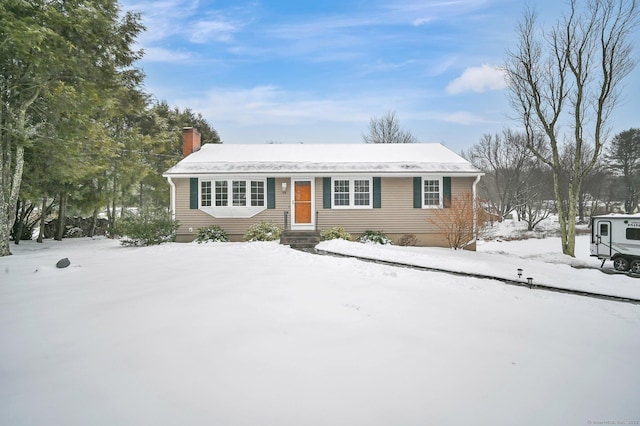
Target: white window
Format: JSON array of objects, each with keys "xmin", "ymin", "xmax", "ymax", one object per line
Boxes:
[
  {"xmin": 201, "ymin": 179, "xmax": 265, "ymax": 208},
  {"xmin": 333, "ymin": 179, "xmax": 350, "ymax": 206},
  {"xmin": 201, "ymin": 181, "xmax": 212, "ymax": 207},
  {"xmin": 251, "ymin": 181, "xmax": 265, "ymax": 207},
  {"xmin": 332, "ymin": 178, "xmax": 372, "ymax": 208},
  {"xmin": 232, "ymin": 181, "xmax": 246, "ymax": 206},
  {"xmin": 423, "ymin": 177, "xmax": 442, "ymax": 208},
  {"xmin": 215, "ymin": 181, "xmax": 228, "ymax": 206}
]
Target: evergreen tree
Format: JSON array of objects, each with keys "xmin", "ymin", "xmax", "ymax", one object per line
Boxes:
[
  {"xmin": 0, "ymin": 0, "xmax": 144, "ymax": 255},
  {"xmin": 606, "ymin": 128, "xmax": 640, "ymax": 213}
]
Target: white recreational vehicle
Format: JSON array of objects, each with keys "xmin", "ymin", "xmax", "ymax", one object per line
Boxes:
[{"xmin": 591, "ymin": 214, "xmax": 640, "ymax": 273}]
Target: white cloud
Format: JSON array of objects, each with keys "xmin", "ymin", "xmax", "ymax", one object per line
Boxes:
[
  {"xmin": 359, "ymin": 59, "xmax": 416, "ymax": 75},
  {"xmin": 445, "ymin": 64, "xmax": 506, "ymax": 94},
  {"xmin": 173, "ymin": 85, "xmax": 432, "ymax": 129},
  {"xmin": 441, "ymin": 111, "xmax": 494, "ymax": 125},
  {"xmin": 177, "ymin": 86, "xmax": 370, "ymax": 126},
  {"xmin": 122, "ymin": 0, "xmax": 246, "ymax": 46},
  {"xmin": 412, "ymin": 17, "xmax": 433, "ymax": 26},
  {"xmin": 141, "ymin": 46, "xmax": 192, "ymax": 63},
  {"xmin": 189, "ymin": 19, "xmax": 239, "ymax": 43},
  {"xmin": 123, "ymin": 0, "xmax": 197, "ymax": 43}
]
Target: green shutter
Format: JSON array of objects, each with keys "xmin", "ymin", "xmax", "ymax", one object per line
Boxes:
[
  {"xmin": 443, "ymin": 177, "xmax": 452, "ymax": 208},
  {"xmin": 323, "ymin": 177, "xmax": 331, "ymax": 208},
  {"xmin": 413, "ymin": 177, "xmax": 422, "ymax": 208},
  {"xmin": 190, "ymin": 178, "xmax": 198, "ymax": 209},
  {"xmin": 373, "ymin": 177, "xmax": 381, "ymax": 208},
  {"xmin": 267, "ymin": 178, "xmax": 276, "ymax": 209}
]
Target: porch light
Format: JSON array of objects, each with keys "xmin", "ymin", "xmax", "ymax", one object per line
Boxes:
[{"xmin": 281, "ymin": 182, "xmax": 287, "ymax": 193}]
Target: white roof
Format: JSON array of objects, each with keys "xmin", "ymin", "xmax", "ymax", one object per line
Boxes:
[
  {"xmin": 164, "ymin": 143, "xmax": 482, "ymax": 176},
  {"xmin": 593, "ymin": 214, "xmax": 640, "ymax": 219}
]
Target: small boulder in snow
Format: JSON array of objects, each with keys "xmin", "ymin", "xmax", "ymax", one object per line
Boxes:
[{"xmin": 56, "ymin": 258, "xmax": 70, "ymax": 269}]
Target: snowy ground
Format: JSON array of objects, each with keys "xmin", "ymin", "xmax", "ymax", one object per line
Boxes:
[
  {"xmin": 1, "ymin": 230, "xmax": 639, "ymax": 425},
  {"xmin": 318, "ymin": 235, "xmax": 640, "ymax": 300}
]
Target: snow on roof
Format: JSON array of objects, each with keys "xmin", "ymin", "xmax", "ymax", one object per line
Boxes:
[{"xmin": 164, "ymin": 143, "xmax": 482, "ymax": 176}]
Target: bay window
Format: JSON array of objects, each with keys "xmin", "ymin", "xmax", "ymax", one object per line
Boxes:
[{"xmin": 201, "ymin": 179, "xmax": 265, "ymax": 208}]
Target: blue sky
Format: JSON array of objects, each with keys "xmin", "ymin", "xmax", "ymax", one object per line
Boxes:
[{"xmin": 121, "ymin": 0, "xmax": 640, "ymax": 153}]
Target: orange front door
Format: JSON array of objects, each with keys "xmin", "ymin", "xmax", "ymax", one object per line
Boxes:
[{"xmin": 294, "ymin": 181, "xmax": 312, "ymax": 224}]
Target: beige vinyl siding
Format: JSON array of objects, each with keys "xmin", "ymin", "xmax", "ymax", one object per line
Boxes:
[
  {"xmin": 173, "ymin": 176, "xmax": 477, "ymax": 246},
  {"xmin": 316, "ymin": 176, "xmax": 475, "ymax": 235}
]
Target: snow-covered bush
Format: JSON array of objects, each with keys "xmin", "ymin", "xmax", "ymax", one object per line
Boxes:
[
  {"xmin": 357, "ymin": 230, "xmax": 392, "ymax": 245},
  {"xmin": 320, "ymin": 226, "xmax": 352, "ymax": 241},
  {"xmin": 195, "ymin": 225, "xmax": 229, "ymax": 243},
  {"xmin": 65, "ymin": 227, "xmax": 85, "ymax": 238},
  {"xmin": 244, "ymin": 221, "xmax": 282, "ymax": 242},
  {"xmin": 117, "ymin": 209, "xmax": 179, "ymax": 246}
]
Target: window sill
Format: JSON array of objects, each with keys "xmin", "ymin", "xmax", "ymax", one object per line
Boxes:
[
  {"xmin": 200, "ymin": 206, "xmax": 266, "ymax": 218},
  {"xmin": 331, "ymin": 205, "xmax": 373, "ymax": 210}
]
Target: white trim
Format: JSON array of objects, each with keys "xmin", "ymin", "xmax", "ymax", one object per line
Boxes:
[
  {"xmin": 291, "ymin": 177, "xmax": 315, "ymax": 230},
  {"xmin": 421, "ymin": 176, "xmax": 443, "ymax": 209},
  {"xmin": 470, "ymin": 174, "xmax": 482, "ymax": 247},
  {"xmin": 164, "ymin": 172, "xmax": 484, "ymax": 179},
  {"xmin": 331, "ymin": 177, "xmax": 373, "ymax": 209},
  {"xmin": 200, "ymin": 206, "xmax": 266, "ymax": 219},
  {"xmin": 199, "ymin": 178, "xmax": 267, "ymax": 219},
  {"xmin": 166, "ymin": 177, "xmax": 176, "ymax": 220}
]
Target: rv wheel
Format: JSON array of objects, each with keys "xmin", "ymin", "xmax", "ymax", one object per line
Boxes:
[
  {"xmin": 613, "ymin": 257, "xmax": 630, "ymax": 272},
  {"xmin": 629, "ymin": 260, "xmax": 640, "ymax": 275}
]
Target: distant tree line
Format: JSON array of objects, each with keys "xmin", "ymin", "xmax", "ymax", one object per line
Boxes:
[
  {"xmin": 0, "ymin": 0, "xmax": 220, "ymax": 255},
  {"xmin": 463, "ymin": 127, "xmax": 640, "ymax": 230}
]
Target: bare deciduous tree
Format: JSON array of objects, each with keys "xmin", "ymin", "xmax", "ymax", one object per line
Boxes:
[
  {"xmin": 362, "ymin": 111, "xmax": 418, "ymax": 144},
  {"xmin": 427, "ymin": 193, "xmax": 488, "ymax": 249},
  {"xmin": 582, "ymin": 158, "xmax": 615, "ymax": 218},
  {"xmin": 504, "ymin": 0, "xmax": 639, "ymax": 256},
  {"xmin": 462, "ymin": 129, "xmax": 545, "ymax": 221},
  {"xmin": 518, "ymin": 165, "xmax": 553, "ymax": 231}
]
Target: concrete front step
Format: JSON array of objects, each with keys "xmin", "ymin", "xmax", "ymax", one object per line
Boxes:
[{"xmin": 280, "ymin": 231, "xmax": 321, "ymax": 249}]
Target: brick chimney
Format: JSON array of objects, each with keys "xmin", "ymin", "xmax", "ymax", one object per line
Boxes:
[{"xmin": 182, "ymin": 127, "xmax": 201, "ymax": 157}]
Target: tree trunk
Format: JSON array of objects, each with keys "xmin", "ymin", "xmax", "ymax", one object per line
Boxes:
[
  {"xmin": 565, "ymin": 180, "xmax": 580, "ymax": 257},
  {"xmin": 578, "ymin": 189, "xmax": 585, "ymax": 222},
  {"xmin": 88, "ymin": 208, "xmax": 98, "ymax": 238},
  {"xmin": 37, "ymin": 196, "xmax": 47, "ymax": 243},
  {"xmin": 625, "ymin": 177, "xmax": 636, "ymax": 213},
  {"xmin": 0, "ymin": 145, "xmax": 25, "ymax": 257},
  {"xmin": 12, "ymin": 199, "xmax": 24, "ymax": 245},
  {"xmin": 55, "ymin": 191, "xmax": 68, "ymax": 241},
  {"xmin": 552, "ymin": 171, "xmax": 571, "ymax": 256},
  {"xmin": 108, "ymin": 198, "xmax": 117, "ymax": 237}
]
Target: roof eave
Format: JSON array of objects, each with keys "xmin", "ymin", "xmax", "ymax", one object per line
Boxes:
[{"xmin": 163, "ymin": 170, "xmax": 484, "ymax": 178}]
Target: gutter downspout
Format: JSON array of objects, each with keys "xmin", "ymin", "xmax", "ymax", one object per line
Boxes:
[
  {"xmin": 166, "ymin": 177, "xmax": 176, "ymax": 220},
  {"xmin": 471, "ymin": 174, "xmax": 482, "ymax": 246}
]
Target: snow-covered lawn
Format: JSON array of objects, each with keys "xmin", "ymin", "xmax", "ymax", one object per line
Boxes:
[
  {"xmin": 318, "ymin": 235, "xmax": 640, "ymax": 300},
  {"xmin": 1, "ymin": 236, "xmax": 639, "ymax": 426}
]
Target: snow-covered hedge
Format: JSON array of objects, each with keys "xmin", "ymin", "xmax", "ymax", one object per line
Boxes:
[
  {"xmin": 321, "ymin": 226, "xmax": 352, "ymax": 241},
  {"xmin": 117, "ymin": 210, "xmax": 179, "ymax": 246},
  {"xmin": 244, "ymin": 221, "xmax": 282, "ymax": 242},
  {"xmin": 357, "ymin": 230, "xmax": 392, "ymax": 245},
  {"xmin": 195, "ymin": 225, "xmax": 230, "ymax": 243}
]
